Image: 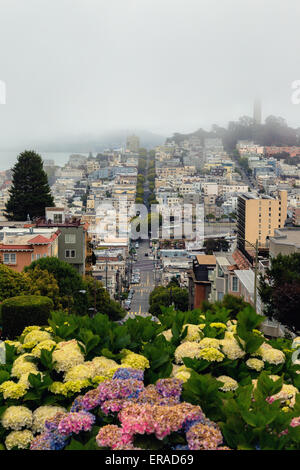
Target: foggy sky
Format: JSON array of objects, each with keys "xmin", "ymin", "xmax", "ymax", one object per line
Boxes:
[{"xmin": 1, "ymin": 0, "xmax": 300, "ymax": 150}]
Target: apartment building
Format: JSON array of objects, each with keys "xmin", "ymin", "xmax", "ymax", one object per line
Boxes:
[
  {"xmin": 237, "ymin": 190, "xmax": 287, "ymax": 250},
  {"xmin": 35, "ymin": 207, "xmax": 87, "ymax": 275}
]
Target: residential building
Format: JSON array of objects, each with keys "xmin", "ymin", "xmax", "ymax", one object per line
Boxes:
[
  {"xmin": 0, "ymin": 227, "xmax": 60, "ymax": 272},
  {"xmin": 35, "ymin": 207, "xmax": 88, "ymax": 275},
  {"xmin": 187, "ymin": 255, "xmax": 216, "ymax": 309},
  {"xmin": 237, "ymin": 190, "xmax": 287, "ymax": 250},
  {"xmin": 269, "ymin": 227, "xmax": 300, "ymax": 258}
]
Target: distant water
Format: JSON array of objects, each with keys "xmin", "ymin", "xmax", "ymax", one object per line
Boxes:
[{"xmin": 0, "ymin": 151, "xmax": 90, "ymax": 171}]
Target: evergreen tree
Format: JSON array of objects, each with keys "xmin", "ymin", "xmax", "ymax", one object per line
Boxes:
[{"xmin": 5, "ymin": 150, "xmax": 54, "ymax": 220}]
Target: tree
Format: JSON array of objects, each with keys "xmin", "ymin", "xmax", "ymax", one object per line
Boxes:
[
  {"xmin": 5, "ymin": 150, "xmax": 54, "ymax": 220},
  {"xmin": 82, "ymin": 276, "xmax": 125, "ymax": 321},
  {"xmin": 24, "ymin": 257, "xmax": 85, "ymax": 314},
  {"xmin": 0, "ymin": 264, "xmax": 29, "ymax": 301},
  {"xmin": 149, "ymin": 286, "xmax": 188, "ymax": 316},
  {"xmin": 24, "ymin": 266, "xmax": 61, "ymax": 310},
  {"xmin": 259, "ymin": 253, "xmax": 300, "ymax": 333}
]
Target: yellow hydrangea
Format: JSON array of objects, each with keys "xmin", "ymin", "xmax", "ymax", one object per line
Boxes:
[
  {"xmin": 1, "ymin": 406, "xmax": 33, "ymax": 430},
  {"xmin": 182, "ymin": 324, "xmax": 203, "ymax": 342},
  {"xmin": 259, "ymin": 347, "xmax": 285, "ymax": 365},
  {"xmin": 91, "ymin": 357, "xmax": 119, "ymax": 377},
  {"xmin": 31, "ymin": 340, "xmax": 57, "ymax": 358},
  {"xmin": 21, "ymin": 326, "xmax": 41, "ymax": 336},
  {"xmin": 198, "ymin": 347, "xmax": 224, "ymax": 362},
  {"xmin": 22, "ymin": 341, "xmax": 38, "ymax": 350},
  {"xmin": 92, "ymin": 375, "xmax": 108, "ymax": 385},
  {"xmin": 220, "ymin": 339, "xmax": 245, "ymax": 360},
  {"xmin": 246, "ymin": 358, "xmax": 264, "ymax": 371},
  {"xmin": 18, "ymin": 371, "xmax": 43, "ymax": 388},
  {"xmin": 0, "ymin": 381, "xmax": 27, "ymax": 399},
  {"xmin": 11, "ymin": 360, "xmax": 38, "ymax": 379},
  {"xmin": 32, "ymin": 406, "xmax": 66, "ymax": 433},
  {"xmin": 217, "ymin": 375, "xmax": 238, "ymax": 392},
  {"xmin": 174, "ymin": 342, "xmax": 201, "ymax": 364},
  {"xmin": 199, "ymin": 337, "xmax": 220, "ymax": 349},
  {"xmin": 210, "ymin": 322, "xmax": 227, "ymax": 329},
  {"xmin": 292, "ymin": 337, "xmax": 300, "ymax": 349},
  {"xmin": 49, "ymin": 379, "xmax": 90, "ymax": 396},
  {"xmin": 121, "ymin": 349, "xmax": 150, "ymax": 370},
  {"xmin": 23, "ymin": 330, "xmax": 52, "ymax": 346},
  {"xmin": 64, "ymin": 362, "xmax": 95, "ymax": 382},
  {"xmin": 173, "ymin": 365, "xmax": 191, "ymax": 383},
  {"xmin": 5, "ymin": 340, "xmax": 24, "ymax": 354},
  {"xmin": 5, "ymin": 430, "xmax": 34, "ymax": 450},
  {"xmin": 52, "ymin": 340, "xmax": 85, "ymax": 373},
  {"xmin": 161, "ymin": 329, "xmax": 173, "ymax": 341}
]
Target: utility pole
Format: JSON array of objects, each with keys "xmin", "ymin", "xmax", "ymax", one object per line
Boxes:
[
  {"xmin": 105, "ymin": 258, "xmax": 108, "ymax": 291},
  {"xmin": 253, "ymin": 239, "xmax": 258, "ymax": 313}
]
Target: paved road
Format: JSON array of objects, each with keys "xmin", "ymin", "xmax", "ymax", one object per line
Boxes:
[{"xmin": 128, "ymin": 240, "xmax": 155, "ymax": 316}]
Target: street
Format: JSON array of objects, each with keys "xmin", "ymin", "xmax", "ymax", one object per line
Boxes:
[{"xmin": 128, "ymin": 240, "xmax": 155, "ymax": 316}]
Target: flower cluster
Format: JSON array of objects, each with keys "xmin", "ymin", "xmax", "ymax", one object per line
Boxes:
[
  {"xmin": 120, "ymin": 349, "xmax": 150, "ymax": 370},
  {"xmin": 0, "ymin": 381, "xmax": 27, "ymax": 399},
  {"xmin": 23, "ymin": 330, "xmax": 52, "ymax": 347},
  {"xmin": 57, "ymin": 411, "xmax": 96, "ymax": 436},
  {"xmin": 254, "ymin": 343, "xmax": 285, "ymax": 365},
  {"xmin": 2, "ymin": 406, "xmax": 33, "ymax": 430},
  {"xmin": 52, "ymin": 340, "xmax": 85, "ymax": 373},
  {"xmin": 30, "ymin": 371, "xmax": 228, "ymax": 451},
  {"xmin": 32, "ymin": 406, "xmax": 66, "ymax": 434},
  {"xmin": 217, "ymin": 376, "xmax": 238, "ymax": 392},
  {"xmin": 182, "ymin": 324, "xmax": 203, "ymax": 342},
  {"xmin": 174, "ymin": 341, "xmax": 201, "ymax": 364},
  {"xmin": 198, "ymin": 347, "xmax": 224, "ymax": 363},
  {"xmin": 246, "ymin": 358, "xmax": 264, "ymax": 371},
  {"xmin": 5, "ymin": 430, "xmax": 34, "ymax": 450}
]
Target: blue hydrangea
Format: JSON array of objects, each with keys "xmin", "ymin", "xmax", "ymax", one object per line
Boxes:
[{"xmin": 113, "ymin": 368, "xmax": 144, "ymax": 381}]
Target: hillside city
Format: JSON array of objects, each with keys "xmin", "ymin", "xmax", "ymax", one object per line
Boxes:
[
  {"xmin": 0, "ymin": 106, "xmax": 299, "ymax": 453},
  {"xmin": 0, "ymin": 109, "xmax": 299, "ymax": 332}
]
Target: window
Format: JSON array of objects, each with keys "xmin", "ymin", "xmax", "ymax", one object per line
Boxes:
[
  {"xmin": 3, "ymin": 253, "xmax": 16, "ymax": 264},
  {"xmin": 36, "ymin": 254, "xmax": 41, "ymax": 260},
  {"xmin": 217, "ymin": 265, "xmax": 224, "ymax": 277},
  {"xmin": 232, "ymin": 276, "xmax": 238, "ymax": 292},
  {"xmin": 217, "ymin": 292, "xmax": 224, "ymax": 301},
  {"xmin": 65, "ymin": 234, "xmax": 76, "ymax": 244},
  {"xmin": 65, "ymin": 250, "xmax": 76, "ymax": 258},
  {"xmin": 53, "ymin": 214, "xmax": 63, "ymax": 223}
]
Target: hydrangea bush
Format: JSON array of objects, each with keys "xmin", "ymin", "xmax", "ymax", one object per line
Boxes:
[{"xmin": 0, "ymin": 306, "xmax": 299, "ymax": 450}]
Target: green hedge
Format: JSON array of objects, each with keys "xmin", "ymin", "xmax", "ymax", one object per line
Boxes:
[{"xmin": 1, "ymin": 295, "xmax": 53, "ymax": 339}]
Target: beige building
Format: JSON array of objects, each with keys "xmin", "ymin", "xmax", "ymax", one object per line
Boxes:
[
  {"xmin": 237, "ymin": 190, "xmax": 287, "ymax": 249},
  {"xmin": 269, "ymin": 227, "xmax": 300, "ymax": 258}
]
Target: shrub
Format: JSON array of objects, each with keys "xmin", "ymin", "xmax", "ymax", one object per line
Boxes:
[
  {"xmin": 0, "ymin": 264, "xmax": 29, "ymax": 302},
  {"xmin": 2, "ymin": 295, "xmax": 53, "ymax": 339}
]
